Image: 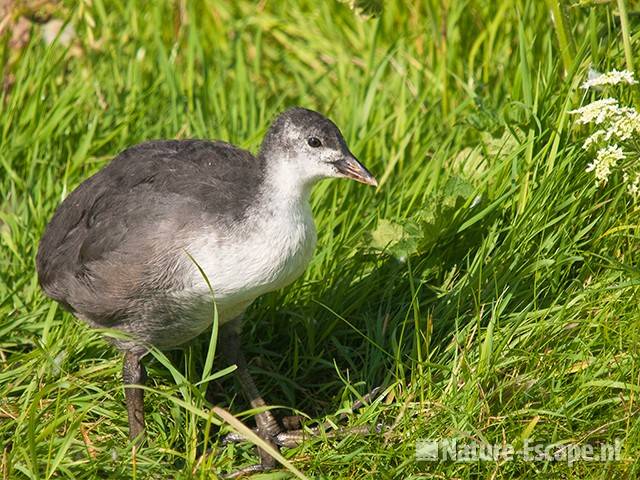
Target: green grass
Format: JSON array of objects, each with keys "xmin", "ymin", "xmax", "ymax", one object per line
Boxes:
[{"xmin": 2, "ymin": 0, "xmax": 640, "ymax": 478}]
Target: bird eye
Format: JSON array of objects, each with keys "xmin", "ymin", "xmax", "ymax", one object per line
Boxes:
[{"xmin": 307, "ymin": 137, "xmax": 322, "ymax": 148}]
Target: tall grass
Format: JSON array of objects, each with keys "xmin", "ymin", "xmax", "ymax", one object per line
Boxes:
[{"xmin": 1, "ymin": 1, "xmax": 639, "ymax": 478}]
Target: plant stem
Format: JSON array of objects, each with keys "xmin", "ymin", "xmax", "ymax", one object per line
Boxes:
[
  {"xmin": 545, "ymin": 0, "xmax": 576, "ymax": 75},
  {"xmin": 617, "ymin": 0, "xmax": 639, "ymax": 107},
  {"xmin": 616, "ymin": 0, "xmax": 634, "ymax": 74}
]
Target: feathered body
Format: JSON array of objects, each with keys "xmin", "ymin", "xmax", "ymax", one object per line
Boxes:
[
  {"xmin": 36, "ymin": 138, "xmax": 316, "ymax": 351},
  {"xmin": 36, "ymin": 108, "xmax": 375, "ymax": 354}
]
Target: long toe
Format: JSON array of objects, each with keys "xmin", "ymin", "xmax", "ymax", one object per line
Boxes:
[
  {"xmin": 220, "ymin": 463, "xmax": 275, "ymax": 479},
  {"xmin": 220, "ymin": 432, "xmax": 281, "ymax": 479}
]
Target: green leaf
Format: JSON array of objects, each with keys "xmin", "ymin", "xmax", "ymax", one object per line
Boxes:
[{"xmin": 370, "ymin": 218, "xmax": 421, "ymax": 259}]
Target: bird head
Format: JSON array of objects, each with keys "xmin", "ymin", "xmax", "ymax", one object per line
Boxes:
[{"xmin": 259, "ymin": 107, "xmax": 377, "ymax": 189}]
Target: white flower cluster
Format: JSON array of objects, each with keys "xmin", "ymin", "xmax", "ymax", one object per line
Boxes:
[
  {"xmin": 570, "ymin": 70, "xmax": 640, "ymax": 190},
  {"xmin": 624, "ymin": 172, "xmax": 640, "ymax": 197},
  {"xmin": 570, "ymin": 98, "xmax": 640, "ymax": 148},
  {"xmin": 585, "ymin": 145, "xmax": 624, "ymax": 184},
  {"xmin": 570, "ymin": 98, "xmax": 620, "ymax": 125},
  {"xmin": 581, "ymin": 69, "xmax": 638, "ymax": 90}
]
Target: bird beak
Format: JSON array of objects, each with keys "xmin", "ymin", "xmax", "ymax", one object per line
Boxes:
[{"xmin": 334, "ymin": 154, "xmax": 378, "ymax": 187}]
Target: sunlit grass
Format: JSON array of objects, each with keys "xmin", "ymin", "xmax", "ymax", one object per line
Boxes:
[{"xmin": 1, "ymin": 1, "xmax": 639, "ymax": 478}]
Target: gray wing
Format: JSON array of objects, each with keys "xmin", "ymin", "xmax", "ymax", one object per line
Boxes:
[{"xmin": 36, "ymin": 140, "xmax": 264, "ymax": 325}]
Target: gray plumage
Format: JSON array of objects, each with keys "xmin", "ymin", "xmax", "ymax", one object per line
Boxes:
[{"xmin": 37, "ymin": 140, "xmax": 263, "ymax": 334}]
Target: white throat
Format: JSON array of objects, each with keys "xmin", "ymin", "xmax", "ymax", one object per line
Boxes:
[
  {"xmin": 258, "ymin": 154, "xmax": 322, "ymax": 207},
  {"xmin": 182, "ymin": 156, "xmax": 319, "ymax": 329}
]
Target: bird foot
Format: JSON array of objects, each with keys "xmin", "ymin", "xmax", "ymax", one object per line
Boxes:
[
  {"xmin": 214, "ymin": 417, "xmax": 383, "ymax": 479},
  {"xmin": 220, "ymin": 386, "xmax": 384, "ymax": 478},
  {"xmin": 219, "ymin": 422, "xmax": 385, "ymax": 479}
]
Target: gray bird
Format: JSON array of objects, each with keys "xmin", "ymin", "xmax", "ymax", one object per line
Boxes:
[{"xmin": 36, "ymin": 107, "xmax": 377, "ymax": 472}]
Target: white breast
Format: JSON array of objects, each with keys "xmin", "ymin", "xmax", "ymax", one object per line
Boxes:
[{"xmin": 182, "ymin": 200, "xmax": 317, "ymax": 324}]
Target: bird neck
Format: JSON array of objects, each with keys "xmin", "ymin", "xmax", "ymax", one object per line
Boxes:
[{"xmin": 257, "ymin": 155, "xmax": 317, "ymax": 213}]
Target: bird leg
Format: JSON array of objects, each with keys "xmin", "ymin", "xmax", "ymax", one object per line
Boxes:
[
  {"xmin": 122, "ymin": 350, "xmax": 147, "ymax": 442},
  {"xmin": 218, "ymin": 321, "xmax": 282, "ymax": 474},
  {"xmin": 216, "ymin": 322, "xmax": 383, "ymax": 477}
]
